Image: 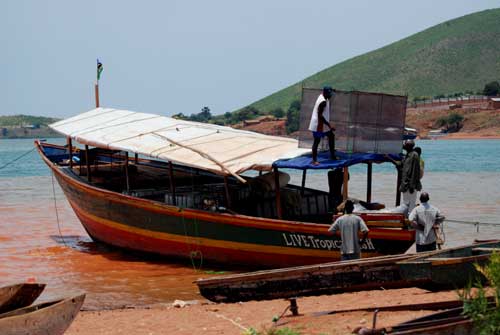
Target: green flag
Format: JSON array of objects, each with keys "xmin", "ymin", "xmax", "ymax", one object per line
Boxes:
[{"xmin": 97, "ymin": 59, "xmax": 103, "ymax": 81}]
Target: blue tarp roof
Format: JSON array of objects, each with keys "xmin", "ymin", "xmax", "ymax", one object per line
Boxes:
[{"xmin": 273, "ymin": 151, "xmax": 402, "ymax": 170}]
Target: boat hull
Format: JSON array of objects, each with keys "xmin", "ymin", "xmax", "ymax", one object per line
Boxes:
[
  {"xmin": 38, "ymin": 141, "xmax": 415, "ymax": 268},
  {"xmin": 0, "ymin": 283, "xmax": 45, "ymax": 314},
  {"xmin": 0, "ymin": 294, "xmax": 85, "ymax": 335}
]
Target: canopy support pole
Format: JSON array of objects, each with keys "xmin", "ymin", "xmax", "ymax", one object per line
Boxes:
[
  {"xmin": 396, "ymin": 167, "xmax": 402, "ymax": 206},
  {"xmin": 152, "ymin": 132, "xmax": 246, "ymax": 183},
  {"xmin": 274, "ymin": 167, "xmax": 282, "ymax": 219},
  {"xmin": 224, "ymin": 176, "xmax": 231, "ymax": 209},
  {"xmin": 342, "ymin": 167, "xmax": 349, "ymax": 201},
  {"xmin": 366, "ymin": 163, "xmax": 372, "ymax": 203},
  {"xmin": 301, "ymin": 170, "xmax": 307, "ymax": 196},
  {"xmin": 124, "ymin": 152, "xmax": 130, "ymax": 192},
  {"xmin": 67, "ymin": 137, "xmax": 73, "ymax": 170},
  {"xmin": 85, "ymin": 145, "xmax": 91, "ymax": 182},
  {"xmin": 169, "ymin": 161, "xmax": 176, "ymax": 206},
  {"xmin": 134, "ymin": 153, "xmax": 138, "ymax": 164}
]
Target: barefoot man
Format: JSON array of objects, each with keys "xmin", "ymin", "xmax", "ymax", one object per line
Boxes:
[{"xmin": 308, "ymin": 86, "xmax": 336, "ymax": 165}]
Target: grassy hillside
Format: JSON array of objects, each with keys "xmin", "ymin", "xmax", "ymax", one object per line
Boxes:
[
  {"xmin": 248, "ymin": 8, "xmax": 500, "ymax": 113},
  {"xmin": 0, "ymin": 114, "xmax": 60, "ymax": 127},
  {"xmin": 0, "ymin": 115, "xmax": 61, "ymax": 138}
]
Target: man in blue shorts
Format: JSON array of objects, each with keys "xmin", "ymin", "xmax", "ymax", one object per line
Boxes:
[{"xmin": 308, "ymin": 86, "xmax": 336, "ymax": 165}]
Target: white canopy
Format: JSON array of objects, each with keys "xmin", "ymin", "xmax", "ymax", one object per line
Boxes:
[{"xmin": 50, "ymin": 108, "xmax": 310, "ymax": 181}]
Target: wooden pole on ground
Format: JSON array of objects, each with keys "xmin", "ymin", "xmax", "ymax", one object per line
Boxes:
[
  {"xmin": 85, "ymin": 145, "xmax": 91, "ymax": 182},
  {"xmin": 274, "ymin": 167, "xmax": 282, "ymax": 219},
  {"xmin": 366, "ymin": 162, "xmax": 372, "ymax": 203},
  {"xmin": 168, "ymin": 161, "xmax": 176, "ymax": 206},
  {"xmin": 342, "ymin": 166, "xmax": 349, "ymax": 200}
]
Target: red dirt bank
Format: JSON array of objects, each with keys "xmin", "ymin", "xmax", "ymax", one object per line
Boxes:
[{"xmin": 66, "ymin": 287, "xmax": 460, "ymax": 335}]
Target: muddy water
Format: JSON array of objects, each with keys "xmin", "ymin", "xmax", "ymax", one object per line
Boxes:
[{"xmin": 0, "ymin": 176, "xmax": 227, "ymax": 310}]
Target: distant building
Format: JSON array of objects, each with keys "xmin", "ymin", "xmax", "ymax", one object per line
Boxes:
[{"xmin": 489, "ymin": 97, "xmax": 500, "ymax": 109}]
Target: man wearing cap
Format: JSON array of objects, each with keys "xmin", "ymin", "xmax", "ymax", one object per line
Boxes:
[
  {"xmin": 409, "ymin": 192, "xmax": 445, "ymax": 252},
  {"xmin": 399, "ymin": 139, "xmax": 421, "ymax": 214},
  {"xmin": 308, "ymin": 86, "xmax": 336, "ymax": 165},
  {"xmin": 329, "ymin": 199, "xmax": 369, "ymax": 261}
]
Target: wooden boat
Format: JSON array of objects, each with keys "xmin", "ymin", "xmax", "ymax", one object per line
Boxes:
[
  {"xmin": 36, "ymin": 107, "xmax": 415, "ymax": 268},
  {"xmin": 0, "ymin": 294, "xmax": 85, "ymax": 335},
  {"xmin": 355, "ymin": 307, "xmax": 475, "ymax": 334},
  {"xmin": 196, "ymin": 253, "xmax": 428, "ymax": 302},
  {"xmin": 0, "ymin": 283, "xmax": 46, "ymax": 314},
  {"xmin": 397, "ymin": 240, "xmax": 500, "ymax": 288}
]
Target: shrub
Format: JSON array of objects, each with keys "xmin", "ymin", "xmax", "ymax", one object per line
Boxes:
[
  {"xmin": 285, "ymin": 100, "xmax": 301, "ymax": 134},
  {"xmin": 460, "ymin": 252, "xmax": 500, "ymax": 335},
  {"xmin": 483, "ymin": 81, "xmax": 500, "ymax": 96}
]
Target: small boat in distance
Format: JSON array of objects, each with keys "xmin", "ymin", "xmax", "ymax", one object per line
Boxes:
[
  {"xmin": 36, "ymin": 107, "xmax": 416, "ymax": 268},
  {"xmin": 0, "ymin": 283, "xmax": 46, "ymax": 314},
  {"xmin": 0, "ymin": 294, "xmax": 85, "ymax": 335}
]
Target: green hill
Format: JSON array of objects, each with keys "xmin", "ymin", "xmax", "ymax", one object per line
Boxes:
[
  {"xmin": 0, "ymin": 115, "xmax": 61, "ymax": 139},
  {"xmin": 0, "ymin": 114, "xmax": 60, "ymax": 127},
  {"xmin": 248, "ymin": 8, "xmax": 500, "ymax": 113}
]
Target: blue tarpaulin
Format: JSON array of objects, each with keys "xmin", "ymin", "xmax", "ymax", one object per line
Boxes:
[{"xmin": 273, "ymin": 151, "xmax": 402, "ymax": 170}]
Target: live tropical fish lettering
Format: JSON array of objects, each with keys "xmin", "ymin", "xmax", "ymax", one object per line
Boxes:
[{"xmin": 282, "ymin": 233, "xmax": 375, "ymax": 251}]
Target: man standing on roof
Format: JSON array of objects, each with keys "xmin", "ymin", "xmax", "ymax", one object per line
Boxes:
[
  {"xmin": 308, "ymin": 86, "xmax": 336, "ymax": 165},
  {"xmin": 399, "ymin": 139, "xmax": 421, "ymax": 214},
  {"xmin": 409, "ymin": 192, "xmax": 444, "ymax": 252},
  {"xmin": 328, "ymin": 200, "xmax": 369, "ymax": 261}
]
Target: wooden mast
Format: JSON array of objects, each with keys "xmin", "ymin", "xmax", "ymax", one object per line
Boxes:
[{"xmin": 95, "ymin": 84, "xmax": 100, "ymax": 108}]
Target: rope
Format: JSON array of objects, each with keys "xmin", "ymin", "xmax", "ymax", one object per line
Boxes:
[
  {"xmin": 444, "ymin": 218, "xmax": 500, "ymax": 233},
  {"xmin": 444, "ymin": 219, "xmax": 500, "ymax": 227},
  {"xmin": 51, "ymin": 171, "xmax": 67, "ymax": 247},
  {"xmin": 0, "ymin": 147, "xmax": 36, "ymax": 170}
]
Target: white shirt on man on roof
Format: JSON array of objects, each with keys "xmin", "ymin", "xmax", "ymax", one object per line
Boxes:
[{"xmin": 308, "ymin": 94, "xmax": 330, "ymax": 132}]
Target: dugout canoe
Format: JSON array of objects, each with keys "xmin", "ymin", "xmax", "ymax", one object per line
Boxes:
[
  {"xmin": 397, "ymin": 240, "xmax": 500, "ymax": 288},
  {"xmin": 196, "ymin": 253, "xmax": 426, "ymax": 302},
  {"xmin": 0, "ymin": 283, "xmax": 46, "ymax": 314},
  {"xmin": 0, "ymin": 294, "xmax": 85, "ymax": 335}
]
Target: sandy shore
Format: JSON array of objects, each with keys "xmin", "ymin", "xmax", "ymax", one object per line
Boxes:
[
  {"xmin": 66, "ymin": 287, "xmax": 460, "ymax": 335},
  {"xmin": 439, "ymin": 133, "xmax": 500, "ymax": 140}
]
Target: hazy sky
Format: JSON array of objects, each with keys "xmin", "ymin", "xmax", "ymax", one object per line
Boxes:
[{"xmin": 2, "ymin": 1, "xmax": 499, "ymax": 118}]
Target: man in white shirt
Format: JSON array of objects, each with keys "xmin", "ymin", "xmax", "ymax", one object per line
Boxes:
[
  {"xmin": 329, "ymin": 200, "xmax": 369, "ymax": 261},
  {"xmin": 308, "ymin": 86, "xmax": 336, "ymax": 165},
  {"xmin": 409, "ymin": 192, "xmax": 445, "ymax": 252}
]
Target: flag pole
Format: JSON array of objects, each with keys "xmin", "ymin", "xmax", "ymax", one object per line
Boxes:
[
  {"xmin": 95, "ymin": 59, "xmax": 103, "ymax": 108},
  {"xmin": 95, "ymin": 81, "xmax": 100, "ymax": 108}
]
